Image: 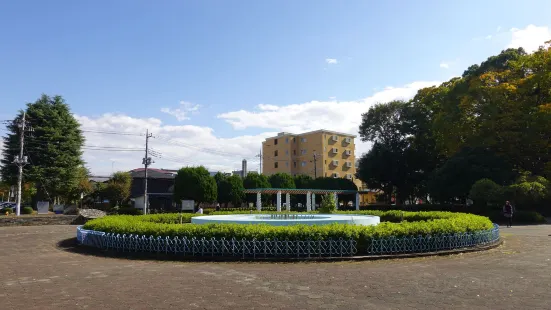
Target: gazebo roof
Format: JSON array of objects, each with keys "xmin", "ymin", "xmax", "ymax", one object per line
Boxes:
[{"xmin": 243, "ymin": 188, "xmax": 371, "ymax": 195}]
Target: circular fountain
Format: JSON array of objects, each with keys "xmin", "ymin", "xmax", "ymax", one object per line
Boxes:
[{"xmin": 191, "ymin": 213, "xmax": 380, "ymax": 226}]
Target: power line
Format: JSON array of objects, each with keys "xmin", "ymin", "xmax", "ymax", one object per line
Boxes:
[
  {"xmin": 152, "ymin": 135, "xmax": 248, "ymax": 158},
  {"xmin": 80, "ymin": 129, "xmax": 144, "ymax": 136}
]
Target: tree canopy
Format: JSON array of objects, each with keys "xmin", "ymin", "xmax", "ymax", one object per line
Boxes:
[
  {"xmin": 173, "ymin": 166, "xmax": 217, "ymax": 208},
  {"xmin": 268, "ymin": 173, "xmax": 296, "ymax": 189},
  {"xmin": 0, "ymin": 94, "xmax": 85, "ymax": 203},
  {"xmin": 357, "ymin": 42, "xmax": 551, "ymax": 208},
  {"xmin": 217, "ymin": 174, "xmax": 245, "ymax": 207},
  {"xmin": 105, "ymin": 171, "xmax": 132, "ymax": 207}
]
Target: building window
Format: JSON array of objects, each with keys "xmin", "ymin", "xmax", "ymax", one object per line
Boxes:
[
  {"xmin": 285, "ymin": 137, "xmax": 289, "ymax": 143},
  {"xmin": 293, "ymin": 161, "xmax": 297, "ymax": 167},
  {"xmin": 285, "ymin": 150, "xmax": 289, "ymax": 155},
  {"xmin": 325, "ymin": 160, "xmax": 327, "ymax": 164},
  {"xmin": 285, "ymin": 162, "xmax": 289, "ymax": 167},
  {"xmin": 274, "ymin": 139, "xmax": 278, "ymax": 145},
  {"xmin": 301, "ymin": 161, "xmax": 306, "ymax": 167},
  {"xmin": 293, "ymin": 150, "xmax": 296, "ymax": 155},
  {"xmin": 274, "ymin": 150, "xmax": 278, "ymax": 157},
  {"xmin": 301, "ymin": 149, "xmax": 307, "ymax": 155},
  {"xmin": 274, "ymin": 162, "xmax": 278, "ymax": 168},
  {"xmin": 301, "ymin": 137, "xmax": 307, "ymax": 143}
]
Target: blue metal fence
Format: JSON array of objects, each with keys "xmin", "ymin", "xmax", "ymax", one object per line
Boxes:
[{"xmin": 77, "ymin": 224, "xmax": 499, "ymax": 258}]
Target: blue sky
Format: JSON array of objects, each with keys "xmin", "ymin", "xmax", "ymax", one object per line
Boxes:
[{"xmin": 1, "ymin": 1, "xmax": 550, "ymax": 174}]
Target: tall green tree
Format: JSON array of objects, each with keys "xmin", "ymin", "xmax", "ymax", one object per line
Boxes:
[
  {"xmin": 218, "ymin": 175, "xmax": 245, "ymax": 207},
  {"xmin": 173, "ymin": 166, "xmax": 217, "ymax": 209},
  {"xmin": 105, "ymin": 171, "xmax": 132, "ymax": 207},
  {"xmin": 0, "ymin": 95, "xmax": 84, "ymax": 203},
  {"xmin": 243, "ymin": 172, "xmax": 270, "ymax": 204},
  {"xmin": 268, "ymin": 173, "xmax": 295, "ymax": 189}
]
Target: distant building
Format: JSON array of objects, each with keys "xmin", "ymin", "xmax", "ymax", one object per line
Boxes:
[
  {"xmin": 262, "ymin": 130, "xmax": 359, "ymax": 183},
  {"xmin": 130, "ymin": 168, "xmax": 177, "ymax": 211}
]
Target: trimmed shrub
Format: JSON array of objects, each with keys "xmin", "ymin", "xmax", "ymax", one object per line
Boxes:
[
  {"xmin": 319, "ymin": 194, "xmax": 336, "ymax": 214},
  {"xmin": 22, "ymin": 206, "xmax": 34, "ymax": 214},
  {"xmin": 83, "ymin": 211, "xmax": 495, "ymax": 252},
  {"xmin": 117, "ymin": 207, "xmax": 143, "ymax": 216},
  {"xmin": 1, "ymin": 207, "xmax": 13, "ymax": 215}
]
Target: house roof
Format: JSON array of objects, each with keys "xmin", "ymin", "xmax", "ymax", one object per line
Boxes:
[
  {"xmin": 264, "ymin": 129, "xmax": 356, "ymax": 141},
  {"xmin": 130, "ymin": 168, "xmax": 177, "ymax": 179}
]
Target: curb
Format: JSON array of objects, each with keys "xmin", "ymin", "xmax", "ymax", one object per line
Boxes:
[{"xmin": 67, "ymin": 238, "xmax": 503, "ymax": 263}]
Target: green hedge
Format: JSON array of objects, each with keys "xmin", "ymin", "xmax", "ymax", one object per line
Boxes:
[
  {"xmin": 83, "ymin": 211, "xmax": 494, "ymax": 252},
  {"xmin": 1, "ymin": 207, "xmax": 13, "ymax": 214},
  {"xmin": 22, "ymin": 207, "xmax": 34, "ymax": 215}
]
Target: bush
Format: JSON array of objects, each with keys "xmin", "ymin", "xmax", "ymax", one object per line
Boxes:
[
  {"xmin": 1, "ymin": 207, "xmax": 13, "ymax": 215},
  {"xmin": 482, "ymin": 210, "xmax": 547, "ymax": 224},
  {"xmin": 83, "ymin": 211, "xmax": 495, "ymax": 252},
  {"xmin": 319, "ymin": 194, "xmax": 336, "ymax": 214},
  {"xmin": 117, "ymin": 207, "xmax": 143, "ymax": 215},
  {"xmin": 469, "ymin": 179, "xmax": 503, "ymax": 207},
  {"xmin": 22, "ymin": 206, "xmax": 34, "ymax": 214}
]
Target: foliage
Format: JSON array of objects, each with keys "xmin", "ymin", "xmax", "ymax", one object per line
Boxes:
[
  {"xmin": 268, "ymin": 173, "xmax": 295, "ymax": 189},
  {"xmin": 357, "ymin": 44, "xmax": 551, "ymax": 205},
  {"xmin": 21, "ymin": 206, "xmax": 34, "ymax": 214},
  {"xmin": 469, "ymin": 179, "xmax": 503, "ymax": 207},
  {"xmin": 504, "ymin": 173, "xmax": 550, "ymax": 207},
  {"xmin": 318, "ymin": 194, "xmax": 336, "ymax": 214},
  {"xmin": 243, "ymin": 172, "xmax": 271, "ymax": 189},
  {"xmin": 357, "ymin": 100, "xmax": 434, "ymax": 204},
  {"xmin": 1, "ymin": 207, "xmax": 13, "ymax": 214},
  {"xmin": 173, "ymin": 166, "xmax": 217, "ymax": 208},
  {"xmin": 428, "ymin": 147, "xmax": 514, "ymax": 202},
  {"xmin": 217, "ymin": 175, "xmax": 245, "ymax": 207},
  {"xmin": 0, "ymin": 94, "xmax": 85, "ymax": 202},
  {"xmin": 293, "ymin": 174, "xmax": 313, "ymax": 189},
  {"xmin": 117, "ymin": 206, "xmax": 143, "ymax": 215},
  {"xmin": 105, "ymin": 171, "xmax": 132, "ymax": 207},
  {"xmin": 66, "ymin": 166, "xmax": 93, "ymax": 203},
  {"xmin": 84, "ymin": 211, "xmax": 494, "ymax": 252}
]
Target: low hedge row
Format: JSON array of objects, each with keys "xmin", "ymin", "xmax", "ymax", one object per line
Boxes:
[{"xmin": 83, "ymin": 211, "xmax": 494, "ymax": 252}]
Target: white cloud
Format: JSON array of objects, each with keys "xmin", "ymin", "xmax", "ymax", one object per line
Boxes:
[
  {"xmin": 485, "ymin": 35, "xmax": 492, "ymax": 40},
  {"xmin": 497, "ymin": 26, "xmax": 502, "ymax": 32},
  {"xmin": 160, "ymin": 101, "xmax": 201, "ymax": 121},
  {"xmin": 439, "ymin": 62, "xmax": 449, "ymax": 69},
  {"xmin": 76, "ymin": 113, "xmax": 271, "ymax": 175},
  {"xmin": 508, "ymin": 24, "xmax": 551, "ymax": 53},
  {"xmin": 325, "ymin": 58, "xmax": 338, "ymax": 64},
  {"xmin": 217, "ymin": 80, "xmax": 440, "ymax": 157}
]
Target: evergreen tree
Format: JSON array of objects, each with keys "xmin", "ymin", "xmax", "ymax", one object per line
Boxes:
[{"xmin": 0, "ymin": 95, "xmax": 85, "ymax": 203}]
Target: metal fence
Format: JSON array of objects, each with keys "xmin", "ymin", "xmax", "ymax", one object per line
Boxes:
[{"xmin": 77, "ymin": 224, "xmax": 499, "ymax": 258}]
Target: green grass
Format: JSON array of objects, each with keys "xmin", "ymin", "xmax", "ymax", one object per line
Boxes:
[{"xmin": 83, "ymin": 210, "xmax": 494, "ymax": 252}]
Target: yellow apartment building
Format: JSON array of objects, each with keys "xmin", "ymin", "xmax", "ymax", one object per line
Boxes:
[{"xmin": 262, "ymin": 130, "xmax": 359, "ymax": 181}]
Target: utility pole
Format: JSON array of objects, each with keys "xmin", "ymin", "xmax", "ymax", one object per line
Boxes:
[
  {"xmin": 256, "ymin": 149, "xmax": 262, "ymax": 174},
  {"xmin": 142, "ymin": 129, "xmax": 153, "ymax": 215},
  {"xmin": 13, "ymin": 112, "xmax": 28, "ymax": 216},
  {"xmin": 311, "ymin": 151, "xmax": 318, "ymax": 179}
]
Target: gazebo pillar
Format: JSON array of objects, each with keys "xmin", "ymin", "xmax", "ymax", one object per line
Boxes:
[
  {"xmin": 276, "ymin": 191, "xmax": 282, "ymax": 212},
  {"xmin": 306, "ymin": 191, "xmax": 311, "ymax": 212},
  {"xmin": 311, "ymin": 193, "xmax": 316, "ymax": 211},
  {"xmin": 355, "ymin": 192, "xmax": 360, "ymax": 211},
  {"xmin": 334, "ymin": 193, "xmax": 338, "ymax": 210},
  {"xmin": 256, "ymin": 192, "xmax": 262, "ymax": 211},
  {"xmin": 286, "ymin": 193, "xmax": 291, "ymax": 212}
]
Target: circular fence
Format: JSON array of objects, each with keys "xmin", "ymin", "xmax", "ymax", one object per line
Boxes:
[
  {"xmin": 191, "ymin": 213, "xmax": 381, "ymax": 226},
  {"xmin": 76, "ymin": 224, "xmax": 500, "ymax": 259}
]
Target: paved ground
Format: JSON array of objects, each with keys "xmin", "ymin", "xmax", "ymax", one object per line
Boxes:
[{"xmin": 1, "ymin": 225, "xmax": 550, "ymax": 310}]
